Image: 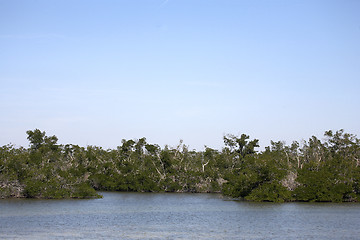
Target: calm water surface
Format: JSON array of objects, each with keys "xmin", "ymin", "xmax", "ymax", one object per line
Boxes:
[{"xmin": 1, "ymin": 192, "xmax": 359, "ymax": 239}]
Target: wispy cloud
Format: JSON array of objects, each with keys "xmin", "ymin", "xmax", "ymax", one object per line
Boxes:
[
  {"xmin": 159, "ymin": 0, "xmax": 170, "ymax": 7},
  {"xmin": 183, "ymin": 81, "xmax": 223, "ymax": 88},
  {"xmin": 0, "ymin": 34, "xmax": 67, "ymax": 40}
]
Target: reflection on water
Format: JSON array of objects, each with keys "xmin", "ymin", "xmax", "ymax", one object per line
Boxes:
[{"xmin": 1, "ymin": 192, "xmax": 360, "ymax": 239}]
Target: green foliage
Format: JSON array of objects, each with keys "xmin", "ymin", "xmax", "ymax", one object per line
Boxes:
[
  {"xmin": 72, "ymin": 183, "xmax": 101, "ymax": 198},
  {"xmin": 1, "ymin": 129, "xmax": 359, "ymax": 202},
  {"xmin": 23, "ymin": 179, "xmax": 45, "ymax": 198},
  {"xmin": 223, "ymin": 134, "xmax": 259, "ymax": 160},
  {"xmin": 223, "ymin": 171, "xmax": 259, "ymax": 198},
  {"xmin": 294, "ymin": 160, "xmax": 355, "ymax": 202},
  {"xmin": 246, "ymin": 182, "xmax": 291, "ymax": 202},
  {"xmin": 27, "ymin": 129, "xmax": 59, "ymax": 152}
]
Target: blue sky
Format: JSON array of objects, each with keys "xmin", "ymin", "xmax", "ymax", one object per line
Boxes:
[{"xmin": 1, "ymin": 0, "xmax": 359, "ymax": 150}]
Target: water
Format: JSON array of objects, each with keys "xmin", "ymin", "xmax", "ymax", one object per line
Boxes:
[{"xmin": 1, "ymin": 192, "xmax": 359, "ymax": 239}]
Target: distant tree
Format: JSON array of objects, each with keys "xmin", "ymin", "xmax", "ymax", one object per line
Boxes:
[
  {"xmin": 223, "ymin": 134, "xmax": 259, "ymax": 159},
  {"xmin": 26, "ymin": 129, "xmax": 46, "ymax": 150},
  {"xmin": 2, "ymin": 129, "xmax": 360, "ymax": 201},
  {"xmin": 26, "ymin": 129, "xmax": 59, "ymax": 152}
]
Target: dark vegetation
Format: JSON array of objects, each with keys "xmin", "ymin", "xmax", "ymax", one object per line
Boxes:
[{"xmin": 1, "ymin": 129, "xmax": 360, "ymax": 202}]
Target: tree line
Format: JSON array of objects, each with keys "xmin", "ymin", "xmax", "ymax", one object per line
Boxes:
[{"xmin": 0, "ymin": 129, "xmax": 359, "ymax": 202}]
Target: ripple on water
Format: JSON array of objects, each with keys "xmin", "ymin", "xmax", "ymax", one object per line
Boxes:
[{"xmin": 1, "ymin": 192, "xmax": 360, "ymax": 240}]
